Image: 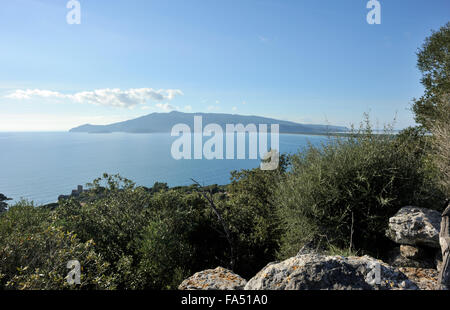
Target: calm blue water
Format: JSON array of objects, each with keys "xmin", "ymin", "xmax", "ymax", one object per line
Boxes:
[{"xmin": 0, "ymin": 132, "xmax": 330, "ymax": 205}]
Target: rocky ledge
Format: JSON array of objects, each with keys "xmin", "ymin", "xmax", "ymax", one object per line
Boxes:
[
  {"xmin": 244, "ymin": 254, "xmax": 417, "ymax": 290},
  {"xmin": 178, "ymin": 267, "xmax": 247, "ymax": 290},
  {"xmin": 386, "ymin": 206, "xmax": 441, "ymax": 248},
  {"xmin": 398, "ymin": 268, "xmax": 439, "ymax": 290}
]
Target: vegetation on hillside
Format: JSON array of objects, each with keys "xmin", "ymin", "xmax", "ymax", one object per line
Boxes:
[{"xmin": 276, "ymin": 118, "xmax": 445, "ymax": 260}]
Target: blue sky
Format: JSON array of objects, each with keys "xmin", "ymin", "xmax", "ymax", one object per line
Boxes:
[{"xmin": 0, "ymin": 0, "xmax": 449, "ymax": 131}]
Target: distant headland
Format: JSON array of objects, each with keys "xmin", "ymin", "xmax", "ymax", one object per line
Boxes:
[{"xmin": 69, "ymin": 111, "xmax": 348, "ymax": 134}]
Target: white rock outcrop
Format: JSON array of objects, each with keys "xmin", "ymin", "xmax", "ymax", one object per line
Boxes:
[
  {"xmin": 178, "ymin": 267, "xmax": 247, "ymax": 290},
  {"xmin": 244, "ymin": 254, "xmax": 418, "ymax": 290},
  {"xmin": 386, "ymin": 206, "xmax": 441, "ymax": 248}
]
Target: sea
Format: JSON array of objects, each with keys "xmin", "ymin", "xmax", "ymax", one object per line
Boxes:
[{"xmin": 0, "ymin": 132, "xmax": 331, "ymax": 205}]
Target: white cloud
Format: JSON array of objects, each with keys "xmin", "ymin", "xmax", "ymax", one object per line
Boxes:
[
  {"xmin": 184, "ymin": 105, "xmax": 192, "ymax": 112},
  {"xmin": 6, "ymin": 89, "xmax": 65, "ymax": 99},
  {"xmin": 232, "ymin": 106, "xmax": 237, "ymax": 111},
  {"xmin": 5, "ymin": 88, "xmax": 184, "ymax": 108},
  {"xmin": 155, "ymin": 103, "xmax": 178, "ymax": 112}
]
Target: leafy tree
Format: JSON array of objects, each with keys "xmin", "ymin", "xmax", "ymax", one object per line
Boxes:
[
  {"xmin": 220, "ymin": 155, "xmax": 289, "ymax": 277},
  {"xmin": 54, "ymin": 174, "xmax": 227, "ymax": 289},
  {"xmin": 137, "ymin": 190, "xmax": 196, "ymax": 289},
  {"xmin": 0, "ymin": 202, "xmax": 114, "ymax": 289},
  {"xmin": 430, "ymin": 94, "xmax": 450, "ymax": 197},
  {"xmin": 0, "ymin": 194, "xmax": 11, "ymax": 214},
  {"xmin": 54, "ymin": 174, "xmax": 153, "ymax": 289},
  {"xmin": 276, "ymin": 120, "xmax": 445, "ymax": 260},
  {"xmin": 149, "ymin": 182, "xmax": 169, "ymax": 194},
  {"xmin": 413, "ymin": 22, "xmax": 450, "ymax": 130}
]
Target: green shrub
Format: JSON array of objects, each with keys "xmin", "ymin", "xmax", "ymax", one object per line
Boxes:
[
  {"xmin": 54, "ymin": 174, "xmax": 153, "ymax": 289},
  {"xmin": 54, "ymin": 175, "xmax": 230, "ymax": 289},
  {"xmin": 137, "ymin": 191, "xmax": 195, "ymax": 289},
  {"xmin": 220, "ymin": 155, "xmax": 289, "ymax": 277},
  {"xmin": 276, "ymin": 120, "xmax": 445, "ymax": 260},
  {"xmin": 0, "ymin": 203, "xmax": 114, "ymax": 290},
  {"xmin": 0, "ymin": 201, "xmax": 51, "ymax": 236}
]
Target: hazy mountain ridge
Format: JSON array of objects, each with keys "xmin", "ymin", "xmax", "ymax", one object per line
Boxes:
[{"xmin": 69, "ymin": 111, "xmax": 348, "ymax": 134}]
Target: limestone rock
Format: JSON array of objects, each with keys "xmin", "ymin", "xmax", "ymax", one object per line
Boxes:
[
  {"xmin": 400, "ymin": 245, "xmax": 424, "ymax": 259},
  {"xmin": 386, "ymin": 206, "xmax": 441, "ymax": 248},
  {"xmin": 178, "ymin": 267, "xmax": 247, "ymax": 290},
  {"xmin": 399, "ymin": 267, "xmax": 439, "ymax": 290},
  {"xmin": 388, "ymin": 247, "xmax": 435, "ymax": 269},
  {"xmin": 244, "ymin": 254, "xmax": 418, "ymax": 290}
]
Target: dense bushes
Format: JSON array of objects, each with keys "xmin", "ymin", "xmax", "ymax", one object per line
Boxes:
[
  {"xmin": 220, "ymin": 154, "xmax": 289, "ymax": 278},
  {"xmin": 0, "ymin": 171, "xmax": 280, "ymax": 289},
  {"xmin": 0, "ymin": 202, "xmax": 114, "ymax": 289},
  {"xmin": 276, "ymin": 121, "xmax": 446, "ymax": 260},
  {"xmin": 53, "ymin": 175, "xmax": 225, "ymax": 289},
  {"xmin": 53, "ymin": 175, "xmax": 155, "ymax": 289},
  {"xmin": 137, "ymin": 190, "xmax": 205, "ymax": 289}
]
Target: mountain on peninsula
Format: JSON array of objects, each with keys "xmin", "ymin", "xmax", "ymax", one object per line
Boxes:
[{"xmin": 69, "ymin": 111, "xmax": 348, "ymax": 134}]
